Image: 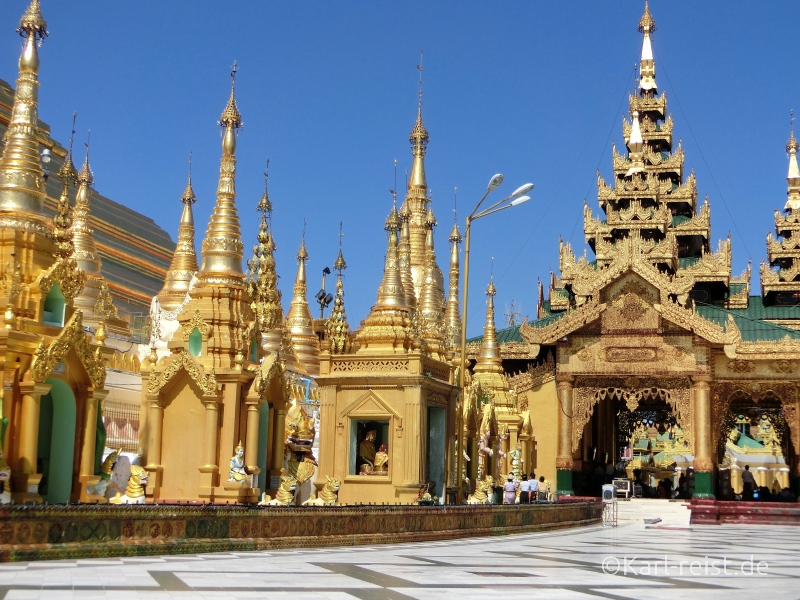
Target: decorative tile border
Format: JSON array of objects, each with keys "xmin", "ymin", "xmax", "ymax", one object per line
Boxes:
[{"xmin": 0, "ymin": 502, "xmax": 600, "ymax": 562}]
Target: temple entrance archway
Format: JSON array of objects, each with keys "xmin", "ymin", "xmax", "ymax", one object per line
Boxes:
[
  {"xmin": 715, "ymin": 391, "xmax": 796, "ymax": 499},
  {"xmin": 36, "ymin": 379, "xmax": 76, "ymax": 504},
  {"xmin": 571, "ymin": 378, "xmax": 692, "ymax": 497}
]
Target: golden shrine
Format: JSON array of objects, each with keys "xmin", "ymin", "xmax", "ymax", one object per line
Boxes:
[{"xmin": 467, "ymin": 2, "xmax": 800, "ymax": 500}]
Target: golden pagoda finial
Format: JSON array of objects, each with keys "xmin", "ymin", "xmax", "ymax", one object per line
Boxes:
[
  {"xmin": 71, "ymin": 133, "xmax": 101, "ymax": 276},
  {"xmin": 219, "ymin": 61, "xmax": 242, "ymax": 130},
  {"xmin": 158, "ymin": 153, "xmax": 200, "ymax": 311},
  {"xmin": 286, "ymin": 223, "xmax": 320, "ymax": 376},
  {"xmin": 18, "ymin": 0, "xmax": 47, "ymax": 41},
  {"xmin": 409, "ymin": 53, "xmax": 429, "ymax": 190},
  {"xmin": 0, "ymin": 0, "xmax": 49, "ymax": 217},
  {"xmin": 327, "ymin": 223, "xmax": 352, "ymax": 354},
  {"xmin": 638, "ymin": 1, "xmax": 656, "ymax": 33},
  {"xmin": 258, "ymin": 158, "xmax": 273, "ymax": 215},
  {"xmin": 355, "ymin": 196, "xmax": 411, "ymax": 352},
  {"xmin": 334, "ymin": 221, "xmax": 347, "ymax": 272},
  {"xmin": 638, "ymin": 1, "xmax": 657, "ymax": 92},
  {"xmin": 198, "ymin": 64, "xmax": 245, "ymax": 287},
  {"xmin": 786, "ymin": 110, "xmax": 800, "ymax": 212},
  {"xmin": 182, "ymin": 151, "xmax": 196, "ymax": 204}
]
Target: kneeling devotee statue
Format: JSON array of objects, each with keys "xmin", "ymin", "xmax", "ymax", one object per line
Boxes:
[{"xmin": 228, "ymin": 441, "xmax": 249, "ymax": 484}]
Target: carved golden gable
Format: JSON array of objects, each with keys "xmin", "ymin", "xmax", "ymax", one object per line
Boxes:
[{"xmin": 601, "ymin": 276, "xmax": 660, "ymax": 333}]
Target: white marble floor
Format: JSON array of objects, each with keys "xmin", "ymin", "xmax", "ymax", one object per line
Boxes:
[{"xmin": 0, "ymin": 522, "xmax": 797, "ymax": 599}]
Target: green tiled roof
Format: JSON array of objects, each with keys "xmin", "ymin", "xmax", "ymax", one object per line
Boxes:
[
  {"xmin": 696, "ymin": 297, "xmax": 800, "ymax": 342},
  {"xmin": 736, "ymin": 434, "xmax": 764, "ymax": 450},
  {"xmin": 672, "ymin": 214, "xmax": 691, "ymax": 227},
  {"xmin": 466, "ymin": 310, "xmax": 568, "ymax": 345}
]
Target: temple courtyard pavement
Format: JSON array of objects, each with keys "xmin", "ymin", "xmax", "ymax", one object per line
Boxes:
[{"xmin": 0, "ymin": 523, "xmax": 795, "ymax": 599}]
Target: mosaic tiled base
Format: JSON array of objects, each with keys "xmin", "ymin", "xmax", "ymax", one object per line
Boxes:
[
  {"xmin": 0, "ymin": 501, "xmax": 600, "ymax": 562},
  {"xmin": 691, "ymin": 499, "xmax": 800, "ymax": 525}
]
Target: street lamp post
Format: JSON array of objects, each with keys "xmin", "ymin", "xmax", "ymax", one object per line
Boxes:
[{"xmin": 455, "ymin": 175, "xmax": 533, "ymax": 502}]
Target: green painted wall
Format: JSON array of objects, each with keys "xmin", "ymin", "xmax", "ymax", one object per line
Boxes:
[{"xmin": 39, "ymin": 379, "xmax": 76, "ymax": 503}]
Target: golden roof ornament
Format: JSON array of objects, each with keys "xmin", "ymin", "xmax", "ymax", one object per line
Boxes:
[
  {"xmin": 198, "ymin": 63, "xmax": 245, "ymax": 287},
  {"xmin": 398, "ymin": 191, "xmax": 418, "ymax": 315},
  {"xmin": 638, "ymin": 2, "xmax": 657, "ymax": 92},
  {"xmin": 158, "ymin": 154, "xmax": 200, "ymax": 312},
  {"xmin": 0, "ymin": 0, "xmax": 48, "ymax": 218}
]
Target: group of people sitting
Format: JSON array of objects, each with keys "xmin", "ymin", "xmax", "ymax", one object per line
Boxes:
[{"xmin": 502, "ymin": 473, "xmax": 550, "ymax": 504}]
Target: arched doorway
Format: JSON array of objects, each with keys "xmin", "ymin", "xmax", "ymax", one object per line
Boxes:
[{"xmin": 37, "ymin": 379, "xmax": 76, "ymax": 503}]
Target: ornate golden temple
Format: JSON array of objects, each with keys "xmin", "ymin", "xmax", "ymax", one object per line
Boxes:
[{"xmin": 0, "ymin": 1, "xmax": 796, "ymax": 508}]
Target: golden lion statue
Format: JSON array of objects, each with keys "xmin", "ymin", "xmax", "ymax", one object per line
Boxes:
[
  {"xmin": 109, "ymin": 465, "xmax": 149, "ymax": 505},
  {"xmin": 259, "ymin": 474, "xmax": 297, "ymax": 506},
  {"xmin": 467, "ymin": 475, "xmax": 494, "ymax": 505},
  {"xmin": 302, "ymin": 476, "xmax": 341, "ymax": 506}
]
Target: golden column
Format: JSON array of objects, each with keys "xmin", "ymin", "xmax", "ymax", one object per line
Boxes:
[
  {"xmin": 144, "ymin": 394, "xmax": 164, "ymax": 496},
  {"xmin": 244, "ymin": 398, "xmax": 261, "ymax": 473},
  {"xmin": 268, "ymin": 408, "xmax": 286, "ymax": 489},
  {"xmin": 555, "ymin": 375, "xmax": 574, "ymax": 496},
  {"xmin": 199, "ymin": 397, "xmax": 220, "ymax": 496},
  {"xmin": 78, "ymin": 388, "xmax": 108, "ymax": 502},
  {"xmin": 13, "ymin": 381, "xmax": 50, "ymax": 502},
  {"xmin": 691, "ymin": 375, "xmax": 715, "ymax": 498}
]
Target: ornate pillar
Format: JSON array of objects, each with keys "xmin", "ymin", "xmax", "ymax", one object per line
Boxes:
[
  {"xmin": 199, "ymin": 397, "xmax": 220, "ymax": 497},
  {"xmin": 78, "ymin": 388, "xmax": 108, "ymax": 502},
  {"xmin": 555, "ymin": 375, "xmax": 574, "ymax": 496},
  {"xmin": 144, "ymin": 393, "xmax": 164, "ymax": 498},
  {"xmin": 691, "ymin": 375, "xmax": 715, "ymax": 498},
  {"xmin": 244, "ymin": 400, "xmax": 261, "ymax": 474},
  {"xmin": 12, "ymin": 381, "xmax": 50, "ymax": 502},
  {"xmin": 268, "ymin": 408, "xmax": 286, "ymax": 489}
]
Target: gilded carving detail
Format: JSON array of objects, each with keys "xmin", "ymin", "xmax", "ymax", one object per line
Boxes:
[
  {"xmin": 330, "ymin": 359, "xmax": 405, "ymax": 373},
  {"xmin": 37, "ymin": 257, "xmax": 86, "ymax": 301},
  {"xmin": 727, "ymin": 359, "xmax": 755, "ymax": 374},
  {"xmin": 147, "ymin": 349, "xmax": 218, "ymax": 396},
  {"xmin": 571, "ymin": 376, "xmax": 691, "ymax": 453},
  {"xmin": 181, "ymin": 310, "xmax": 211, "ymax": 341},
  {"xmin": 507, "ymin": 353, "xmax": 555, "ymax": 393},
  {"xmin": 31, "ymin": 310, "xmax": 106, "ymax": 388}
]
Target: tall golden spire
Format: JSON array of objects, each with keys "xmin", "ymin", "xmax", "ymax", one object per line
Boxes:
[
  {"xmin": 52, "ymin": 115, "xmax": 77, "ymax": 261},
  {"xmin": 71, "ymin": 140, "xmax": 101, "ymax": 276},
  {"xmin": 417, "ymin": 201, "xmax": 445, "ymax": 352},
  {"xmin": 247, "ymin": 171, "xmax": 284, "ymax": 354},
  {"xmin": 158, "ymin": 155, "xmax": 199, "ymax": 312},
  {"xmin": 0, "ymin": 1, "xmax": 48, "ymax": 218},
  {"xmin": 403, "ymin": 54, "xmax": 444, "ymax": 295},
  {"xmin": 786, "ymin": 112, "xmax": 800, "ymax": 212},
  {"xmin": 198, "ymin": 63, "xmax": 245, "ymax": 287},
  {"xmin": 473, "ymin": 277, "xmax": 503, "ymax": 375},
  {"xmin": 638, "ymin": 0, "xmax": 657, "ymax": 92},
  {"xmin": 398, "ymin": 196, "xmax": 417, "ymax": 314},
  {"xmin": 327, "ymin": 227, "xmax": 352, "ymax": 354},
  {"xmin": 445, "ymin": 213, "xmax": 463, "ymax": 348},
  {"xmin": 355, "ymin": 198, "xmax": 411, "ymax": 353},
  {"xmin": 286, "ymin": 233, "xmax": 320, "ymax": 376}
]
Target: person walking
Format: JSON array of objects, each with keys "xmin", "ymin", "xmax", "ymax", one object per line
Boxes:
[{"xmin": 741, "ymin": 465, "xmax": 756, "ymax": 501}]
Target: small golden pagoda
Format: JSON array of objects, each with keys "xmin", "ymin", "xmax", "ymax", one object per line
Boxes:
[
  {"xmin": 141, "ymin": 70, "xmax": 268, "ymax": 503},
  {"xmin": 316, "ymin": 95, "xmax": 459, "ymax": 504}
]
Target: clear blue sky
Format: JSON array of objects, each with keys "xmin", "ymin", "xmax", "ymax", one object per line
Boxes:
[{"xmin": 1, "ymin": 2, "xmax": 798, "ymax": 336}]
